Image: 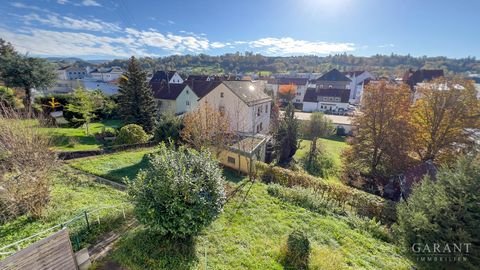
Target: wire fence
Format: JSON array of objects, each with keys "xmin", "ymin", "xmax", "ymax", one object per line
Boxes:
[{"xmin": 0, "ymin": 203, "xmax": 132, "ymax": 260}]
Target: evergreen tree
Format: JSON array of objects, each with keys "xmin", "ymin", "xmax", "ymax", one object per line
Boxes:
[
  {"xmin": 274, "ymin": 102, "xmax": 299, "ymax": 165},
  {"xmin": 118, "ymin": 56, "xmax": 157, "ymax": 133}
]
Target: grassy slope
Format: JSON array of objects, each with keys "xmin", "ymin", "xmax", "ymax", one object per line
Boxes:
[
  {"xmin": 0, "ymin": 167, "xmax": 128, "ymax": 248},
  {"xmin": 294, "ymin": 137, "xmax": 348, "ymax": 167},
  {"xmin": 40, "ymin": 119, "xmax": 122, "ymax": 151},
  {"xmin": 68, "ymin": 148, "xmax": 156, "ymax": 183},
  {"xmin": 108, "ymin": 181, "xmax": 412, "ymax": 270}
]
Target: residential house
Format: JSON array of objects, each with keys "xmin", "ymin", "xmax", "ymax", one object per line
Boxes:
[
  {"xmin": 218, "ymin": 134, "xmax": 270, "ymax": 174},
  {"xmin": 151, "ymin": 83, "xmax": 198, "ymax": 115},
  {"xmin": 151, "ymin": 71, "xmax": 184, "ymax": 84},
  {"xmin": 342, "ymin": 70, "xmax": 375, "ymax": 104},
  {"xmin": 89, "ymin": 66, "xmax": 124, "ymax": 82},
  {"xmin": 302, "ymin": 87, "xmax": 350, "ymax": 113},
  {"xmin": 199, "ymin": 80, "xmax": 271, "ymax": 135},
  {"xmin": 267, "ymin": 78, "xmax": 309, "ymax": 105},
  {"xmin": 402, "ymin": 68, "xmax": 444, "ymax": 91},
  {"xmin": 311, "ymin": 68, "xmax": 352, "ymax": 90},
  {"xmin": 56, "ymin": 66, "xmax": 87, "ymax": 80}
]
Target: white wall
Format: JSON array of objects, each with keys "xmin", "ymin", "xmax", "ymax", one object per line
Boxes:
[
  {"xmin": 200, "ymin": 84, "xmax": 271, "ymax": 135},
  {"xmin": 302, "ymin": 101, "xmax": 348, "ymax": 112},
  {"xmin": 169, "ymin": 73, "xmax": 184, "ymax": 84},
  {"xmin": 175, "ymin": 86, "xmax": 198, "ymax": 115}
]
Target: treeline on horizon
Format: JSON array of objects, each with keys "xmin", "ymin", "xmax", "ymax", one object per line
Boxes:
[{"xmin": 57, "ymin": 52, "xmax": 480, "ymax": 76}]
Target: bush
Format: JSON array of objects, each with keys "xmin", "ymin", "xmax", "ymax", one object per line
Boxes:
[
  {"xmin": 126, "ymin": 143, "xmax": 226, "ymax": 238},
  {"xmin": 154, "ymin": 113, "xmax": 183, "ymax": 143},
  {"xmin": 115, "ymin": 124, "xmax": 149, "ymax": 145},
  {"xmin": 283, "ymin": 230, "xmax": 310, "ymax": 270},
  {"xmin": 0, "ymin": 110, "xmax": 57, "ymax": 223},
  {"xmin": 256, "ymin": 161, "xmax": 396, "ymax": 224},
  {"xmin": 394, "ymin": 156, "xmax": 480, "ymax": 269},
  {"xmin": 301, "ymin": 151, "xmax": 336, "ymax": 178}
]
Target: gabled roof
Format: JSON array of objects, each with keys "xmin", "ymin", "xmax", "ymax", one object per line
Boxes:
[
  {"xmin": 315, "ymin": 69, "xmax": 351, "ymax": 82},
  {"xmin": 150, "ymin": 71, "xmax": 178, "ymax": 83},
  {"xmin": 222, "ymin": 81, "xmax": 271, "ymax": 105},
  {"xmin": 403, "ymin": 69, "xmax": 444, "ymax": 89},
  {"xmin": 186, "ymin": 80, "xmax": 222, "ymax": 98},
  {"xmin": 275, "ymin": 77, "xmax": 308, "ymax": 85},
  {"xmin": 151, "ymin": 82, "xmax": 186, "ymax": 100},
  {"xmin": 151, "ymin": 82, "xmax": 188, "ymax": 100},
  {"xmin": 303, "ymin": 87, "xmax": 350, "ymax": 103},
  {"xmin": 186, "ymin": 75, "xmax": 210, "ymax": 81},
  {"xmin": 342, "ymin": 71, "xmax": 366, "ymax": 77}
]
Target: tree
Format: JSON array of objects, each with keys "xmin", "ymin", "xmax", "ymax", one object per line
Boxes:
[
  {"xmin": 0, "ymin": 53, "xmax": 56, "ymax": 110},
  {"xmin": 274, "ymin": 102, "xmax": 299, "ymax": 165},
  {"xmin": 0, "ymin": 39, "xmax": 16, "ymax": 57},
  {"xmin": 303, "ymin": 112, "xmax": 335, "ymax": 177},
  {"xmin": 154, "ymin": 113, "xmax": 183, "ymax": 143},
  {"xmin": 65, "ymin": 88, "xmax": 104, "ymax": 134},
  {"xmin": 181, "ymin": 102, "xmax": 232, "ymax": 155},
  {"xmin": 117, "ymin": 56, "xmax": 157, "ymax": 133},
  {"xmin": 126, "ymin": 143, "xmax": 226, "ymax": 238},
  {"xmin": 411, "ymin": 77, "xmax": 480, "ymax": 163},
  {"xmin": 394, "ymin": 155, "xmax": 480, "ymax": 269},
  {"xmin": 343, "ymin": 81, "xmax": 413, "ymax": 182}
]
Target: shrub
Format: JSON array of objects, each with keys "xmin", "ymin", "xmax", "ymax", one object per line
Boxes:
[
  {"xmin": 126, "ymin": 143, "xmax": 226, "ymax": 238},
  {"xmin": 256, "ymin": 161, "xmax": 396, "ymax": 224},
  {"xmin": 283, "ymin": 230, "xmax": 310, "ymax": 270},
  {"xmin": 154, "ymin": 113, "xmax": 183, "ymax": 143},
  {"xmin": 301, "ymin": 151, "xmax": 336, "ymax": 178},
  {"xmin": 0, "ymin": 109, "xmax": 57, "ymax": 223},
  {"xmin": 267, "ymin": 184, "xmax": 331, "ymax": 215},
  {"xmin": 394, "ymin": 156, "xmax": 480, "ymax": 269},
  {"xmin": 115, "ymin": 124, "xmax": 149, "ymax": 145}
]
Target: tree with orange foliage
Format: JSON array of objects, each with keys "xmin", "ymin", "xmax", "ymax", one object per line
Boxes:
[
  {"xmin": 411, "ymin": 77, "xmax": 480, "ymax": 163},
  {"xmin": 278, "ymin": 83, "xmax": 297, "ymax": 101},
  {"xmin": 343, "ymin": 81, "xmax": 414, "ymax": 185},
  {"xmin": 181, "ymin": 102, "xmax": 233, "ymax": 156}
]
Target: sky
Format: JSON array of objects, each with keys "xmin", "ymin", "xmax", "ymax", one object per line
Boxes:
[{"xmin": 0, "ymin": 0, "xmax": 479, "ymax": 59}]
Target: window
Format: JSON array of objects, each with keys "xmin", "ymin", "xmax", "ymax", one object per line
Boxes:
[
  {"xmin": 319, "ymin": 84, "xmax": 323, "ymax": 88},
  {"xmin": 219, "ymin": 106, "xmax": 225, "ymax": 116},
  {"xmin": 335, "ymin": 97, "xmax": 340, "ymax": 102},
  {"xmin": 329, "ymin": 97, "xmax": 333, "ymax": 101},
  {"xmin": 186, "ymin": 90, "xmax": 189, "ymax": 94},
  {"xmin": 256, "ymin": 123, "xmax": 263, "ymax": 133},
  {"xmin": 329, "ymin": 85, "xmax": 333, "ymax": 88},
  {"xmin": 346, "ymin": 85, "xmax": 350, "ymax": 89},
  {"xmin": 296, "ymin": 92, "xmax": 301, "ymax": 96},
  {"xmin": 227, "ymin": 156, "xmax": 235, "ymax": 164},
  {"xmin": 257, "ymin": 106, "xmax": 261, "ymax": 116},
  {"xmin": 323, "ymin": 97, "xmax": 328, "ymax": 101},
  {"xmin": 186, "ymin": 101, "xmax": 190, "ymax": 105},
  {"xmin": 220, "ymin": 92, "xmax": 224, "ymax": 98},
  {"xmin": 265, "ymin": 104, "xmax": 268, "ymax": 112},
  {"xmin": 296, "ymin": 99, "xmax": 301, "ymax": 102}
]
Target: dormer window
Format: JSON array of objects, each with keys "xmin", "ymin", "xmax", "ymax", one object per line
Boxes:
[{"xmin": 329, "ymin": 85, "xmax": 333, "ymax": 88}]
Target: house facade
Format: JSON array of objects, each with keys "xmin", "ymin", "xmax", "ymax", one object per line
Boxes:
[
  {"xmin": 199, "ymin": 80, "xmax": 271, "ymax": 135},
  {"xmin": 303, "ymin": 87, "xmax": 350, "ymax": 113},
  {"xmin": 342, "ymin": 71, "xmax": 375, "ymax": 104},
  {"xmin": 267, "ymin": 78, "xmax": 308, "ymax": 105},
  {"xmin": 150, "ymin": 81, "xmax": 199, "ymax": 115},
  {"xmin": 89, "ymin": 67, "xmax": 124, "ymax": 82},
  {"xmin": 56, "ymin": 66, "xmax": 87, "ymax": 80}
]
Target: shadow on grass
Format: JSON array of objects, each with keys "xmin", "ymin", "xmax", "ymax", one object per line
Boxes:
[
  {"xmin": 106, "ymin": 155, "xmax": 151, "ymax": 183},
  {"xmin": 222, "ymin": 167, "xmax": 247, "ymax": 183},
  {"xmin": 111, "ymin": 228, "xmax": 198, "ymax": 270},
  {"xmin": 50, "ymin": 134, "xmax": 99, "ymax": 148}
]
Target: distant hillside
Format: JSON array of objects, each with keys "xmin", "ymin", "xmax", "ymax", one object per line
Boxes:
[{"xmin": 55, "ymin": 53, "xmax": 480, "ymax": 76}]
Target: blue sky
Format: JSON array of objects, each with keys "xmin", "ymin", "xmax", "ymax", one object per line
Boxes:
[{"xmin": 0, "ymin": 0, "xmax": 479, "ymax": 59}]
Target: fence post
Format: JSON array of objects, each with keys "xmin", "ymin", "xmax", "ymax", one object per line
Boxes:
[{"xmin": 84, "ymin": 211, "xmax": 90, "ymax": 231}]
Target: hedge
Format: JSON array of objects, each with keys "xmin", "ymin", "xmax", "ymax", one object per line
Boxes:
[{"xmin": 255, "ymin": 162, "xmax": 396, "ymax": 224}]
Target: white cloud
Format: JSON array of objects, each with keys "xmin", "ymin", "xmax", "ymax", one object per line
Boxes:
[
  {"xmin": 21, "ymin": 13, "xmax": 121, "ymax": 33},
  {"xmin": 249, "ymin": 37, "xmax": 355, "ymax": 55},
  {"xmin": 1, "ymin": 27, "xmax": 146, "ymax": 57},
  {"xmin": 126, "ymin": 28, "xmax": 211, "ymax": 52},
  {"xmin": 57, "ymin": 0, "xmax": 69, "ymax": 4},
  {"xmin": 167, "ymin": 20, "xmax": 175, "ymax": 25},
  {"xmin": 81, "ymin": 0, "xmax": 102, "ymax": 7},
  {"xmin": 10, "ymin": 2, "xmax": 51, "ymax": 12}
]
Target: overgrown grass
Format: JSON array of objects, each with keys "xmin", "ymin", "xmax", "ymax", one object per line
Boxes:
[
  {"xmin": 294, "ymin": 137, "xmax": 348, "ymax": 167},
  {"xmin": 68, "ymin": 148, "xmax": 156, "ymax": 183},
  {"xmin": 40, "ymin": 119, "xmax": 122, "ymax": 151},
  {"xmin": 105, "ymin": 180, "xmax": 413, "ymax": 270},
  {"xmin": 0, "ymin": 167, "xmax": 129, "ymax": 254}
]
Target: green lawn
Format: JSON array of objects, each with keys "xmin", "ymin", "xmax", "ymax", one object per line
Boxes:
[
  {"xmin": 68, "ymin": 146, "xmax": 412, "ymax": 269},
  {"xmin": 41, "ymin": 119, "xmax": 122, "ymax": 151},
  {"xmin": 104, "ymin": 180, "xmax": 412, "ymax": 270},
  {"xmin": 0, "ymin": 167, "xmax": 129, "ymax": 255},
  {"xmin": 68, "ymin": 148, "xmax": 156, "ymax": 183},
  {"xmin": 294, "ymin": 136, "xmax": 348, "ymax": 167}
]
